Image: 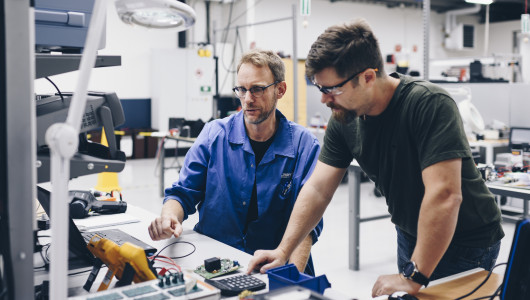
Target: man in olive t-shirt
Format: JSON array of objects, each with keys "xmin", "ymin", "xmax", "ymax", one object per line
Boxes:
[{"xmin": 247, "ymin": 19, "xmax": 504, "ymax": 297}]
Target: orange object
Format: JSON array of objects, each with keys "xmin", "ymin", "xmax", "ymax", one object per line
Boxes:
[
  {"xmin": 459, "ymin": 68, "xmax": 467, "ymax": 82},
  {"xmin": 87, "ymin": 236, "xmax": 156, "ymax": 291}
]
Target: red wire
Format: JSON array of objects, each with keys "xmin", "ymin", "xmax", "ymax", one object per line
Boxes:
[{"xmin": 150, "ymin": 255, "xmax": 182, "ymax": 272}]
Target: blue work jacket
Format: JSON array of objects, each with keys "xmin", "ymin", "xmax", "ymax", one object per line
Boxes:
[{"xmin": 164, "ymin": 110, "xmax": 323, "ymax": 255}]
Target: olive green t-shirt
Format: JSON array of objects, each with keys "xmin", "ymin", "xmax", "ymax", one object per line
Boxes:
[{"xmin": 319, "ymin": 73, "xmax": 504, "ymax": 247}]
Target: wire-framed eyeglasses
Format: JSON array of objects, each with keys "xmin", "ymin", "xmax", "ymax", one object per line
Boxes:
[
  {"xmin": 312, "ymin": 68, "xmax": 378, "ymax": 95},
  {"xmin": 232, "ymin": 81, "xmax": 280, "ymax": 98}
]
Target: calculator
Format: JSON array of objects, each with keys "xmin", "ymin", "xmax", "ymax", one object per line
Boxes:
[{"xmin": 205, "ymin": 274, "xmax": 266, "ymax": 296}]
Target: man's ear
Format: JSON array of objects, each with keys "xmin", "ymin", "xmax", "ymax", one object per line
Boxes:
[
  {"xmin": 362, "ymin": 69, "xmax": 377, "ymax": 87},
  {"xmin": 277, "ymin": 81, "xmax": 287, "ymax": 98}
]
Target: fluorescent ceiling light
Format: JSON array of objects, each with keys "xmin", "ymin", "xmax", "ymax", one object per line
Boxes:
[
  {"xmin": 465, "ymin": 0, "xmax": 494, "ymax": 5},
  {"xmin": 115, "ymin": 0, "xmax": 196, "ymax": 30}
]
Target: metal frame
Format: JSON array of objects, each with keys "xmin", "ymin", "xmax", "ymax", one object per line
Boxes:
[
  {"xmin": 212, "ymin": 4, "xmax": 299, "ymax": 122},
  {"xmin": 487, "ymin": 184, "xmax": 530, "ymax": 221},
  {"xmin": 2, "ymin": 0, "xmax": 36, "ymax": 299},
  {"xmin": 348, "ymin": 162, "xmax": 390, "ymax": 271}
]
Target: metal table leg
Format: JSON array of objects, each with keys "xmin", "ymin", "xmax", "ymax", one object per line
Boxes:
[
  {"xmin": 348, "ymin": 164, "xmax": 361, "ymax": 271},
  {"xmin": 159, "ymin": 138, "xmax": 166, "ymax": 197},
  {"xmin": 348, "ymin": 162, "xmax": 391, "ymax": 271},
  {"xmin": 523, "ymin": 198, "xmax": 530, "ymax": 218}
]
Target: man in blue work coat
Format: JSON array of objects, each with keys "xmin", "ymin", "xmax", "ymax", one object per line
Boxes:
[{"xmin": 148, "ymin": 49, "xmax": 323, "ymax": 275}]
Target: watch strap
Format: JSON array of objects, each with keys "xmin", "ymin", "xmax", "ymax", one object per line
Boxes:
[{"xmin": 410, "ymin": 269, "xmax": 429, "ymax": 287}]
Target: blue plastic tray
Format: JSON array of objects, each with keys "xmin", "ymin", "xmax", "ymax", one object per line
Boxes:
[{"xmin": 266, "ymin": 264, "xmax": 331, "ymax": 294}]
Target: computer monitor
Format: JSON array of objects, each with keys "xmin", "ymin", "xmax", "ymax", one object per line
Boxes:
[
  {"xmin": 509, "ymin": 127, "xmax": 530, "ymax": 151},
  {"xmin": 34, "ymin": 0, "xmax": 105, "ymax": 53}
]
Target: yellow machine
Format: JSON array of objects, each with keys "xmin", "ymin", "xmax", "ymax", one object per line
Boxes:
[{"xmin": 86, "ymin": 235, "xmax": 157, "ymax": 291}]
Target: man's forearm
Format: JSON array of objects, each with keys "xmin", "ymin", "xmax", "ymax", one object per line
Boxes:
[
  {"xmin": 162, "ymin": 199, "xmax": 185, "ymax": 223},
  {"xmin": 412, "ymin": 159, "xmax": 463, "ymax": 278},
  {"xmin": 412, "ymin": 194, "xmax": 461, "ymax": 277},
  {"xmin": 289, "ymin": 234, "xmax": 313, "ymax": 273},
  {"xmin": 277, "ymin": 181, "xmax": 331, "ymax": 261}
]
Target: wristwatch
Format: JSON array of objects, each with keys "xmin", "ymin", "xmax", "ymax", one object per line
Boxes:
[{"xmin": 402, "ymin": 261, "xmax": 430, "ymax": 287}]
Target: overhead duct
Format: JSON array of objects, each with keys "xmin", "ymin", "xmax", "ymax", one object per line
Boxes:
[{"xmin": 445, "ymin": 4, "xmax": 480, "ymax": 50}]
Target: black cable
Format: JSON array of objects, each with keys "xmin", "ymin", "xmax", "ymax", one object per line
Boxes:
[
  {"xmin": 228, "ymin": 0, "xmax": 265, "ymax": 26},
  {"xmin": 220, "ymin": 1, "xmax": 234, "ymax": 44},
  {"xmin": 216, "ymin": 0, "xmax": 267, "ymax": 93},
  {"xmin": 45, "ymin": 243, "xmax": 51, "ymax": 262},
  {"xmin": 44, "ymin": 76, "xmax": 64, "ymax": 103},
  {"xmin": 150, "ymin": 240, "xmax": 196, "ymax": 263},
  {"xmin": 35, "ymin": 243, "xmax": 51, "ymax": 269},
  {"xmin": 455, "ymin": 263, "xmax": 507, "ymax": 300},
  {"xmin": 68, "ymin": 266, "xmax": 105, "ymax": 277},
  {"xmin": 170, "ymin": 241, "xmax": 196, "ymax": 259},
  {"xmin": 487, "ymin": 284, "xmax": 502, "ymax": 300},
  {"xmin": 219, "ymin": 1, "xmax": 236, "ymax": 74}
]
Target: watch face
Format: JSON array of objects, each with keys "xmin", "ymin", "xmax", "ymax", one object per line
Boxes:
[{"xmin": 402, "ymin": 261, "xmax": 415, "ymax": 277}]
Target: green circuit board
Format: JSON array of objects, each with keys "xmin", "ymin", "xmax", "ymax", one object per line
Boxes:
[{"xmin": 194, "ymin": 258, "xmax": 241, "ymax": 279}]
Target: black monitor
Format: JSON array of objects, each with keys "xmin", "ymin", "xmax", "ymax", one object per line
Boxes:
[
  {"xmin": 36, "ymin": 187, "xmax": 95, "ymax": 267},
  {"xmin": 509, "ymin": 127, "xmax": 530, "ymax": 152}
]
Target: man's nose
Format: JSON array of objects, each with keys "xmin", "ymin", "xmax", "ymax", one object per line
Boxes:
[
  {"xmin": 321, "ymin": 93, "xmax": 333, "ymax": 104},
  {"xmin": 243, "ymin": 91, "xmax": 254, "ymax": 103}
]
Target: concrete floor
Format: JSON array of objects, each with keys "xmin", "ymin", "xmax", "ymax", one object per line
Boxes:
[{"xmin": 66, "ymin": 157, "xmax": 516, "ymax": 300}]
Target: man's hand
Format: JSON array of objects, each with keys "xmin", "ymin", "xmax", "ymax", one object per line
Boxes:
[
  {"xmin": 246, "ymin": 248, "xmax": 289, "ymax": 274},
  {"xmin": 371, "ymin": 274, "xmax": 421, "ymax": 298},
  {"xmin": 148, "ymin": 214, "xmax": 183, "ymax": 241}
]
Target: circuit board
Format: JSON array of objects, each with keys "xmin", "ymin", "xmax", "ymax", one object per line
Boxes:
[{"xmin": 194, "ymin": 259, "xmax": 241, "ymax": 279}]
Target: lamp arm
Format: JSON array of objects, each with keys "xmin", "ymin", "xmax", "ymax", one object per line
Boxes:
[
  {"xmin": 46, "ymin": 0, "xmax": 108, "ymax": 299},
  {"xmin": 66, "ymin": 0, "xmax": 107, "ymax": 131}
]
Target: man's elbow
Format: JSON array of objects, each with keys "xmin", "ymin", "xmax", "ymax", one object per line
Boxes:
[
  {"xmin": 428, "ymin": 187, "xmax": 462, "ymax": 210},
  {"xmin": 445, "ymin": 191, "xmax": 463, "ymax": 210}
]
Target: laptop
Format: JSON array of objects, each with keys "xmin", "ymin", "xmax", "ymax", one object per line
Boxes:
[
  {"xmin": 37, "ymin": 186, "xmax": 158, "ymax": 267},
  {"xmin": 500, "ymin": 218, "xmax": 530, "ymax": 299}
]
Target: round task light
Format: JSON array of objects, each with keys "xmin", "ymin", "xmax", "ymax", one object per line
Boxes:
[
  {"xmin": 458, "ymin": 99, "xmax": 485, "ymax": 133},
  {"xmin": 115, "ymin": 0, "xmax": 196, "ymax": 30}
]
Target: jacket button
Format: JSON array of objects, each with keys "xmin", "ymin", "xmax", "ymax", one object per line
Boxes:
[{"xmin": 242, "ymin": 201, "xmax": 246, "ymax": 206}]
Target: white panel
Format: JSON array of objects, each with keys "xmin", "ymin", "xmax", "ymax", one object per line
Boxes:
[
  {"xmin": 151, "ymin": 48, "xmax": 188, "ymax": 131},
  {"xmin": 151, "ymin": 48, "xmax": 214, "ymax": 131},
  {"xmin": 509, "ymin": 83, "xmax": 530, "ymax": 127},
  {"xmin": 185, "ymin": 53, "xmax": 215, "ymax": 121}
]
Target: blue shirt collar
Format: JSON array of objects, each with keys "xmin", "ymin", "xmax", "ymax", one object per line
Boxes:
[{"xmin": 228, "ymin": 110, "xmax": 295, "ymax": 160}]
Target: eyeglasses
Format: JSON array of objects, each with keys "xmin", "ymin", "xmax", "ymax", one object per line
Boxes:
[
  {"xmin": 232, "ymin": 81, "xmax": 279, "ymax": 98},
  {"xmin": 313, "ymin": 68, "xmax": 378, "ymax": 95}
]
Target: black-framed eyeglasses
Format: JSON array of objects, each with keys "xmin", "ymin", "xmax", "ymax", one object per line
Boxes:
[
  {"xmin": 312, "ymin": 68, "xmax": 378, "ymax": 95},
  {"xmin": 232, "ymin": 81, "xmax": 280, "ymax": 98}
]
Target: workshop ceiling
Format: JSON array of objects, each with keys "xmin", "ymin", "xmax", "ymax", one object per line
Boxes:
[{"xmin": 329, "ymin": 0, "xmax": 527, "ymax": 22}]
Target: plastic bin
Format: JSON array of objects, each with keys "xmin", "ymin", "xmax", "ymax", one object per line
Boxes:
[{"xmin": 266, "ymin": 264, "xmax": 331, "ymax": 294}]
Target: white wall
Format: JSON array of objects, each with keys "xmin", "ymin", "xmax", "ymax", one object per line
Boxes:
[
  {"xmin": 210, "ymin": 0, "xmax": 522, "ymax": 83},
  {"xmin": 211, "ymin": 0, "xmax": 426, "ymax": 68},
  {"xmin": 34, "ymin": 0, "xmax": 523, "ymax": 101}
]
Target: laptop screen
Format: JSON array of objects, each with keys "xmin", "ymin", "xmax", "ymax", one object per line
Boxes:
[
  {"xmin": 501, "ymin": 218, "xmax": 530, "ymax": 299},
  {"xmin": 37, "ymin": 186, "xmax": 96, "ymax": 266}
]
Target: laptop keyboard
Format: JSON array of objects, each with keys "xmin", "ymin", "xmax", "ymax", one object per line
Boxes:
[{"xmin": 83, "ymin": 231, "xmax": 126, "ymax": 246}]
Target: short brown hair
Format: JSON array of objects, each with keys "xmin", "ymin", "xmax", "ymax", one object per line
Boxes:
[
  {"xmin": 305, "ymin": 19, "xmax": 384, "ymax": 81},
  {"xmin": 237, "ymin": 49, "xmax": 285, "ymax": 82}
]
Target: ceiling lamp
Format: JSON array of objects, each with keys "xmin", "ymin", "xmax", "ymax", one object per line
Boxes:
[
  {"xmin": 115, "ymin": 0, "xmax": 196, "ymax": 29},
  {"xmin": 465, "ymin": 0, "xmax": 494, "ymax": 5}
]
